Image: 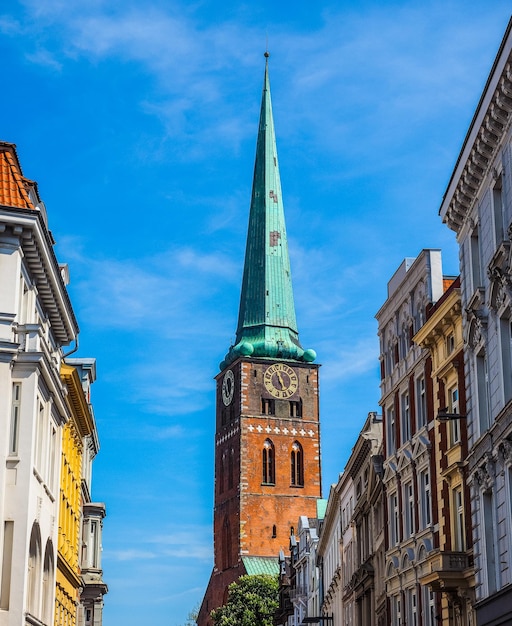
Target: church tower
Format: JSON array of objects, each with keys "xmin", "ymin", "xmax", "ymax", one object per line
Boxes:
[{"xmin": 198, "ymin": 55, "xmax": 322, "ymax": 625}]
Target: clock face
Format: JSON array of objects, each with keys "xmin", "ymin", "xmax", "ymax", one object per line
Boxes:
[
  {"xmin": 222, "ymin": 369, "xmax": 235, "ymax": 406},
  {"xmin": 264, "ymin": 363, "xmax": 299, "ymax": 399}
]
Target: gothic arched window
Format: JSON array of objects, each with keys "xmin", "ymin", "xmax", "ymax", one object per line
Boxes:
[
  {"xmin": 219, "ymin": 451, "xmax": 226, "ymax": 494},
  {"xmin": 291, "ymin": 441, "xmax": 304, "ymax": 486},
  {"xmin": 228, "ymin": 448, "xmax": 234, "ymax": 489},
  {"xmin": 262, "ymin": 439, "xmax": 275, "ymax": 485},
  {"xmin": 222, "ymin": 517, "xmax": 232, "ymax": 570}
]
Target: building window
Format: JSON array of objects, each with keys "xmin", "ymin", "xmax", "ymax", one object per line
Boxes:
[
  {"xmin": 404, "ymin": 481, "xmax": 415, "ymax": 537},
  {"xmin": 453, "ymin": 486, "xmax": 465, "ymax": 551},
  {"xmin": 470, "ymin": 228, "xmax": 482, "ymax": 290},
  {"xmin": 416, "ymin": 376, "xmax": 427, "ymax": 429},
  {"xmin": 476, "ymin": 351, "xmax": 490, "ymax": 433},
  {"xmin": 422, "ymin": 587, "xmax": 436, "ymax": 626},
  {"xmin": 18, "ymin": 275, "xmax": 30, "ymax": 325},
  {"xmin": 228, "ymin": 448, "xmax": 234, "ymax": 489},
  {"xmin": 41, "ymin": 541, "xmax": 54, "ymax": 626},
  {"xmin": 0, "ymin": 521, "xmax": 14, "ymax": 610},
  {"xmin": 419, "ymin": 469, "xmax": 432, "ymax": 528},
  {"xmin": 400, "ymin": 327, "xmax": 408, "ymax": 360},
  {"xmin": 385, "ymin": 345, "xmax": 393, "ymax": 377},
  {"xmin": 386, "ymin": 406, "xmax": 396, "ymax": 455},
  {"xmin": 401, "ymin": 391, "xmax": 411, "ymax": 443},
  {"xmin": 493, "ymin": 174, "xmax": 504, "ymax": 244},
  {"xmin": 262, "ymin": 439, "xmax": 275, "ymax": 485},
  {"xmin": 222, "ymin": 517, "xmax": 232, "ymax": 570},
  {"xmin": 9, "ymin": 383, "xmax": 21, "ymax": 455},
  {"xmin": 27, "ymin": 523, "xmax": 42, "ymax": 617},
  {"xmin": 35, "ymin": 399, "xmax": 46, "ymax": 476},
  {"xmin": 446, "ymin": 332, "xmax": 455, "ymax": 356},
  {"xmin": 90, "ymin": 521, "xmax": 99, "ymax": 568},
  {"xmin": 261, "ymin": 398, "xmax": 275, "ymax": 415},
  {"xmin": 483, "ymin": 490, "xmax": 498, "ymax": 594},
  {"xmin": 391, "ymin": 594, "xmax": 402, "ymax": 626},
  {"xmin": 219, "ymin": 452, "xmax": 226, "ymax": 493},
  {"xmin": 291, "ymin": 441, "xmax": 304, "ymax": 486},
  {"xmin": 394, "ymin": 342, "xmax": 399, "ymax": 366},
  {"xmin": 448, "ymin": 386, "xmax": 461, "ymax": 445},
  {"xmin": 289, "ymin": 400, "xmax": 302, "ymax": 417},
  {"xmin": 499, "ymin": 317, "xmax": 512, "ymax": 404},
  {"xmin": 405, "ymin": 588, "xmax": 418, "ymax": 626},
  {"xmin": 48, "ymin": 425, "xmax": 57, "ymax": 494},
  {"xmin": 389, "ymin": 493, "xmax": 400, "ymax": 546}
]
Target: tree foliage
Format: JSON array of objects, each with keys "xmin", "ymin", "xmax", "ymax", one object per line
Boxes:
[{"xmin": 211, "ymin": 574, "xmax": 279, "ymax": 626}]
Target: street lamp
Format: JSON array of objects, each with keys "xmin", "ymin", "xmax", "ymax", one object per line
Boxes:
[{"xmin": 436, "ymin": 408, "xmax": 467, "ymax": 422}]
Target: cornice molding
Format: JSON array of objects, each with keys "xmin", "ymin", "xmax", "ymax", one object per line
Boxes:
[{"xmin": 441, "ymin": 43, "xmax": 512, "ymax": 232}]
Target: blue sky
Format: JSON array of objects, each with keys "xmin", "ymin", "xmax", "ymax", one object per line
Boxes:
[{"xmin": 1, "ymin": 1, "xmax": 511, "ymax": 623}]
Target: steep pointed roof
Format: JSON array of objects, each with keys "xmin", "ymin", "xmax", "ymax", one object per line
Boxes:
[
  {"xmin": 0, "ymin": 142, "xmax": 38, "ymax": 209},
  {"xmin": 221, "ymin": 56, "xmax": 315, "ymax": 369}
]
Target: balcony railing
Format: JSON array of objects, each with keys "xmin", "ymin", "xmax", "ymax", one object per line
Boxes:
[
  {"xmin": 429, "ymin": 551, "xmax": 471, "ymax": 572},
  {"xmin": 289, "ymin": 586, "xmax": 307, "ymax": 600}
]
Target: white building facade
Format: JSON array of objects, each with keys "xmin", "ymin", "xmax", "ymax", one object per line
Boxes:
[
  {"xmin": 439, "ymin": 19, "xmax": 512, "ymax": 625},
  {"xmin": 0, "ymin": 142, "xmax": 78, "ymax": 626}
]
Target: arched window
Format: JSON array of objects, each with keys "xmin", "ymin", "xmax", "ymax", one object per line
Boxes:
[
  {"xmin": 42, "ymin": 540, "xmax": 54, "ymax": 625},
  {"xmin": 228, "ymin": 448, "xmax": 234, "ymax": 489},
  {"xmin": 262, "ymin": 439, "xmax": 275, "ymax": 484},
  {"xmin": 27, "ymin": 523, "xmax": 42, "ymax": 617},
  {"xmin": 219, "ymin": 451, "xmax": 226, "ymax": 494},
  {"xmin": 291, "ymin": 441, "xmax": 304, "ymax": 486},
  {"xmin": 222, "ymin": 517, "xmax": 232, "ymax": 569}
]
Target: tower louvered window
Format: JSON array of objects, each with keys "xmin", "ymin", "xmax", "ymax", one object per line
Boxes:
[
  {"xmin": 291, "ymin": 441, "xmax": 304, "ymax": 486},
  {"xmin": 262, "ymin": 439, "xmax": 275, "ymax": 485}
]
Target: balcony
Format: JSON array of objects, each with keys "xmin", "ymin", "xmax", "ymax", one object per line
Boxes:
[
  {"xmin": 289, "ymin": 585, "xmax": 307, "ymax": 600},
  {"xmin": 419, "ymin": 551, "xmax": 474, "ymax": 591}
]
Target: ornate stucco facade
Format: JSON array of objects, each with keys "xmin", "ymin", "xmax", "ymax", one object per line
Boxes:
[
  {"xmin": 376, "ymin": 251, "xmax": 450, "ymax": 626},
  {"xmin": 415, "ymin": 278, "xmax": 475, "ymax": 625},
  {"xmin": 439, "ymin": 18, "xmax": 512, "ymax": 625}
]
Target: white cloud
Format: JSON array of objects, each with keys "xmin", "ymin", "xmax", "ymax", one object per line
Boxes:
[
  {"xmin": 6, "ymin": 1, "xmax": 508, "ymax": 166},
  {"xmin": 64, "ymin": 244, "xmax": 238, "ymax": 331},
  {"xmin": 107, "ymin": 526, "xmax": 212, "ymax": 563}
]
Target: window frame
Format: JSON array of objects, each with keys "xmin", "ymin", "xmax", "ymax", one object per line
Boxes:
[
  {"xmin": 290, "ymin": 441, "xmax": 304, "ymax": 487},
  {"xmin": 262, "ymin": 439, "xmax": 275, "ymax": 485}
]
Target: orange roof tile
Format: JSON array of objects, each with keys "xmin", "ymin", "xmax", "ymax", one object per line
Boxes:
[{"xmin": 0, "ymin": 142, "xmax": 35, "ymax": 209}]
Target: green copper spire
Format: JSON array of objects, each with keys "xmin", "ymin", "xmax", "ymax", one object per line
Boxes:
[{"xmin": 221, "ymin": 54, "xmax": 316, "ymax": 370}]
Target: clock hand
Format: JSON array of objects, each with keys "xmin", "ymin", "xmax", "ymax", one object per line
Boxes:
[{"xmin": 276, "ymin": 371, "xmax": 285, "ymax": 389}]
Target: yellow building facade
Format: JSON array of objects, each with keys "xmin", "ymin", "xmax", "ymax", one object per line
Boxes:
[
  {"xmin": 415, "ymin": 278, "xmax": 475, "ymax": 625},
  {"xmin": 56, "ymin": 364, "xmax": 95, "ymax": 626}
]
